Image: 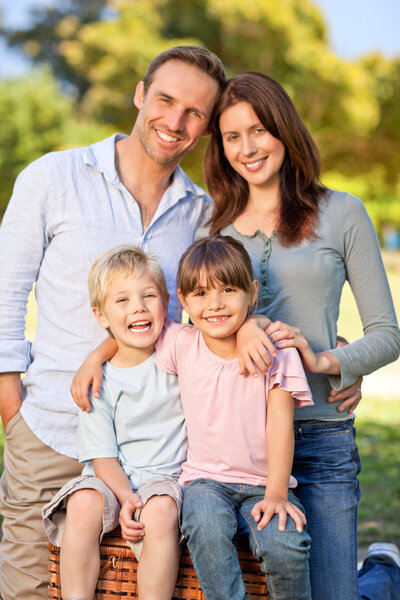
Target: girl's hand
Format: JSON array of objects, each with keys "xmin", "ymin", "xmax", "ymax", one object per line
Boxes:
[
  {"xmin": 328, "ymin": 375, "xmax": 363, "ymax": 414},
  {"xmin": 119, "ymin": 494, "xmax": 145, "ymax": 543},
  {"xmin": 251, "ymin": 496, "xmax": 306, "ymax": 533},
  {"xmin": 70, "ymin": 356, "xmax": 104, "ymax": 412},
  {"xmin": 236, "ymin": 316, "xmax": 276, "ymax": 376}
]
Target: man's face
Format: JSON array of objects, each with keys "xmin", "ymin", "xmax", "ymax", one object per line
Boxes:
[{"xmin": 133, "ymin": 60, "xmax": 220, "ymax": 167}]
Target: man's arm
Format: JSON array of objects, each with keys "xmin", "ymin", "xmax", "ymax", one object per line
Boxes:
[{"xmin": 0, "ymin": 373, "xmax": 22, "ymax": 429}]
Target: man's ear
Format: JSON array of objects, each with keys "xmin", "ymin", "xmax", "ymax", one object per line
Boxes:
[
  {"xmin": 133, "ymin": 81, "xmax": 145, "ymax": 110},
  {"xmin": 92, "ymin": 307, "xmax": 109, "ymax": 330},
  {"xmin": 177, "ymin": 289, "xmax": 188, "ymax": 313}
]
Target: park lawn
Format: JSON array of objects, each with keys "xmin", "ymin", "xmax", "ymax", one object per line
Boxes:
[{"xmin": 0, "ymin": 253, "xmax": 399, "ymax": 544}]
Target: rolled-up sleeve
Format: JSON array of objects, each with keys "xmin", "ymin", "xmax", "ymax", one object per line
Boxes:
[
  {"xmin": 328, "ymin": 194, "xmax": 400, "ymax": 390},
  {"xmin": 0, "ymin": 160, "xmax": 48, "ymax": 373}
]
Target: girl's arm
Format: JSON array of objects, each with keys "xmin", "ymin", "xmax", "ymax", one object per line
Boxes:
[
  {"xmin": 251, "ymin": 387, "xmax": 306, "ymax": 533},
  {"xmin": 92, "ymin": 457, "xmax": 144, "ymax": 543},
  {"xmin": 71, "ymin": 337, "xmax": 118, "ymax": 411}
]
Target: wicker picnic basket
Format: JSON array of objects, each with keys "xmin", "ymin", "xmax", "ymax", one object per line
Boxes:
[{"xmin": 48, "ymin": 528, "xmax": 269, "ymax": 599}]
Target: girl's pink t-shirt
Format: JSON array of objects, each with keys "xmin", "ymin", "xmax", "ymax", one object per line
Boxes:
[{"xmin": 156, "ymin": 319, "xmax": 313, "ymax": 488}]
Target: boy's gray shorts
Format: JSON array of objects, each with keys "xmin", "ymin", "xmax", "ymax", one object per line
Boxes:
[{"xmin": 43, "ymin": 474, "xmax": 182, "ymax": 559}]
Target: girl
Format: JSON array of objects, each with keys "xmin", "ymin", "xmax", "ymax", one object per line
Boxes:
[
  {"xmin": 202, "ymin": 72, "xmax": 400, "ymax": 599},
  {"xmin": 156, "ymin": 234, "xmax": 314, "ymax": 600}
]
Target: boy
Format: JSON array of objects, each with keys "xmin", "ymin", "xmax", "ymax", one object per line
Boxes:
[{"xmin": 43, "ymin": 245, "xmax": 187, "ymax": 600}]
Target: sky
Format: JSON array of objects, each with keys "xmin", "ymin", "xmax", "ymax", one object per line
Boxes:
[{"xmin": 0, "ymin": 0, "xmax": 400, "ymax": 78}]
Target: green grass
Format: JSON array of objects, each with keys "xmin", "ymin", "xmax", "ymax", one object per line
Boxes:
[{"xmin": 1, "ymin": 254, "xmax": 399, "ymax": 545}]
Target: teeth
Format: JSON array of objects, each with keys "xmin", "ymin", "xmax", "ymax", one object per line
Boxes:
[
  {"xmin": 245, "ymin": 158, "xmax": 265, "ymax": 169},
  {"xmin": 157, "ymin": 130, "xmax": 179, "ymax": 142},
  {"xmin": 206, "ymin": 316, "xmax": 228, "ymax": 323},
  {"xmin": 128, "ymin": 321, "xmax": 151, "ymax": 333}
]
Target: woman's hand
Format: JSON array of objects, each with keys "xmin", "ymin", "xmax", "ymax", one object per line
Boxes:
[
  {"xmin": 328, "ymin": 376, "xmax": 363, "ymax": 414},
  {"xmin": 236, "ymin": 315, "xmax": 276, "ymax": 376},
  {"xmin": 70, "ymin": 355, "xmax": 104, "ymax": 412},
  {"xmin": 265, "ymin": 320, "xmax": 308, "ymax": 351}
]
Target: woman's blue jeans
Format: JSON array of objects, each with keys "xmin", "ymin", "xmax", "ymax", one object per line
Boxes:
[
  {"xmin": 292, "ymin": 420, "xmax": 361, "ymax": 600},
  {"xmin": 181, "ymin": 479, "xmax": 311, "ymax": 600}
]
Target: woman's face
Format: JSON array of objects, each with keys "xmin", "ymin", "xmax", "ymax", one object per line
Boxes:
[{"xmin": 219, "ymin": 101, "xmax": 285, "ymax": 192}]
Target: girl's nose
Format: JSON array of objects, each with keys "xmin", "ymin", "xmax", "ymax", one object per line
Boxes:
[{"xmin": 208, "ymin": 290, "xmax": 224, "ymax": 310}]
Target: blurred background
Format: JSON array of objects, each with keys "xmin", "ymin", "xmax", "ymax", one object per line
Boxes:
[{"xmin": 0, "ymin": 0, "xmax": 399, "ymax": 548}]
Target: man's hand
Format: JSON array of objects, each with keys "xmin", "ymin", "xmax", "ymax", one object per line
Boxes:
[
  {"xmin": 251, "ymin": 495, "xmax": 306, "ymax": 533},
  {"xmin": 0, "ymin": 372, "xmax": 22, "ymax": 429},
  {"xmin": 119, "ymin": 493, "xmax": 145, "ymax": 543}
]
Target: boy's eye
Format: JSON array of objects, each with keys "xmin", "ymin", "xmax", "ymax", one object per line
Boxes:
[{"xmin": 116, "ymin": 298, "xmax": 128, "ymax": 303}]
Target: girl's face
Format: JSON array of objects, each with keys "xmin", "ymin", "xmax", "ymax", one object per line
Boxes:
[
  {"xmin": 178, "ymin": 270, "xmax": 258, "ymax": 354},
  {"xmin": 219, "ymin": 101, "xmax": 285, "ymax": 192}
]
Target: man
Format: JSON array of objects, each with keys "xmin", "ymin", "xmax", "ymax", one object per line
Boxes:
[{"xmin": 0, "ymin": 45, "xmax": 225, "ymax": 600}]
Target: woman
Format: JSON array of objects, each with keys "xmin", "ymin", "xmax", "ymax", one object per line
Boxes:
[{"xmin": 201, "ymin": 72, "xmax": 400, "ymax": 599}]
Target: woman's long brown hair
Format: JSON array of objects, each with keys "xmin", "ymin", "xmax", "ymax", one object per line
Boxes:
[{"xmin": 204, "ymin": 72, "xmax": 326, "ymax": 245}]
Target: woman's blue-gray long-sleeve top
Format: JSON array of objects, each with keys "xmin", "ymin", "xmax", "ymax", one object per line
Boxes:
[{"xmin": 200, "ymin": 190, "xmax": 400, "ymax": 421}]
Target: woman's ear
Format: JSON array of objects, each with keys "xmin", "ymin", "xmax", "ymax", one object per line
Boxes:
[
  {"xmin": 177, "ymin": 289, "xmax": 188, "ymax": 312},
  {"xmin": 92, "ymin": 307, "xmax": 110, "ymax": 330}
]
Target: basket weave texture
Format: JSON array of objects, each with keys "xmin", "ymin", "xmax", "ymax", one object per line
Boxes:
[{"xmin": 48, "ymin": 528, "xmax": 269, "ymax": 599}]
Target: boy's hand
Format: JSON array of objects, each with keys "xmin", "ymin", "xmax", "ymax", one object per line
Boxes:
[
  {"xmin": 251, "ymin": 496, "xmax": 306, "ymax": 533},
  {"xmin": 119, "ymin": 493, "xmax": 145, "ymax": 543},
  {"xmin": 70, "ymin": 356, "xmax": 104, "ymax": 412},
  {"xmin": 236, "ymin": 316, "xmax": 276, "ymax": 376}
]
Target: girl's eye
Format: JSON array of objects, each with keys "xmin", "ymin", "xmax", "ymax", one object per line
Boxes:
[
  {"xmin": 193, "ymin": 290, "xmax": 206, "ymax": 297},
  {"xmin": 223, "ymin": 287, "xmax": 235, "ymax": 294},
  {"xmin": 144, "ymin": 293, "xmax": 156, "ymax": 298}
]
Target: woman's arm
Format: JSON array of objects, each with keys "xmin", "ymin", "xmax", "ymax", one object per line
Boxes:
[
  {"xmin": 251, "ymin": 387, "xmax": 306, "ymax": 533},
  {"xmin": 71, "ymin": 337, "xmax": 118, "ymax": 411}
]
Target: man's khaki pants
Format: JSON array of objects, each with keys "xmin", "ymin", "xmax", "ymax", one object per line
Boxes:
[{"xmin": 0, "ymin": 412, "xmax": 82, "ymax": 600}]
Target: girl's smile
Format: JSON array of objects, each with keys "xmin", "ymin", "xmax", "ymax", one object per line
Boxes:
[{"xmin": 178, "ymin": 271, "xmax": 258, "ymax": 359}]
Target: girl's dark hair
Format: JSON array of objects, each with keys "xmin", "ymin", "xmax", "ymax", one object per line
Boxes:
[
  {"xmin": 204, "ymin": 72, "xmax": 326, "ymax": 245},
  {"xmin": 177, "ymin": 235, "xmax": 254, "ymax": 297}
]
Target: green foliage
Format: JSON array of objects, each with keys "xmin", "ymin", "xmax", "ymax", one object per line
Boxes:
[
  {"xmin": 0, "ymin": 0, "xmax": 399, "ymax": 227},
  {"xmin": 0, "ymin": 67, "xmax": 111, "ymax": 218}
]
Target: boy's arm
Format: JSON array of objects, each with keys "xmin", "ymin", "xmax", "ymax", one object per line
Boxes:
[
  {"xmin": 251, "ymin": 387, "xmax": 306, "ymax": 533},
  {"xmin": 71, "ymin": 337, "xmax": 118, "ymax": 411},
  {"xmin": 92, "ymin": 457, "xmax": 144, "ymax": 543},
  {"xmin": 236, "ymin": 314, "xmax": 275, "ymax": 376}
]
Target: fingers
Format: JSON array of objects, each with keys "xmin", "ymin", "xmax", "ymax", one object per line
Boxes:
[
  {"xmin": 70, "ymin": 380, "xmax": 92, "ymax": 412},
  {"xmin": 266, "ymin": 322, "xmax": 305, "ymax": 350},
  {"xmin": 91, "ymin": 372, "xmax": 103, "ymax": 399},
  {"xmin": 119, "ymin": 495, "xmax": 144, "ymax": 542},
  {"xmin": 239, "ymin": 339, "xmax": 275, "ymax": 377},
  {"xmin": 251, "ymin": 501, "xmax": 306, "ymax": 533},
  {"xmin": 328, "ymin": 376, "xmax": 363, "ymax": 414}
]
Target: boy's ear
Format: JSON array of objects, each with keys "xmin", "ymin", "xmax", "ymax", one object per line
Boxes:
[
  {"xmin": 177, "ymin": 289, "xmax": 188, "ymax": 312},
  {"xmin": 133, "ymin": 81, "xmax": 145, "ymax": 110},
  {"xmin": 92, "ymin": 307, "xmax": 110, "ymax": 330}
]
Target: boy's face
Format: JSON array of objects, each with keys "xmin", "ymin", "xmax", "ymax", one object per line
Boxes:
[{"xmin": 94, "ymin": 269, "xmax": 167, "ymax": 363}]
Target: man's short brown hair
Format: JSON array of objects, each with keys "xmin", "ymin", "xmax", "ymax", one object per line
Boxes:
[{"xmin": 143, "ymin": 45, "xmax": 226, "ymax": 94}]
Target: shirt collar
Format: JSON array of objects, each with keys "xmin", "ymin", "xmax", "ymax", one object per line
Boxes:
[{"xmin": 83, "ymin": 133, "xmax": 202, "ymax": 202}]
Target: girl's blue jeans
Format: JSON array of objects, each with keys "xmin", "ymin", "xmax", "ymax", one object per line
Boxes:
[
  {"xmin": 292, "ymin": 419, "xmax": 361, "ymax": 600},
  {"xmin": 181, "ymin": 479, "xmax": 311, "ymax": 600}
]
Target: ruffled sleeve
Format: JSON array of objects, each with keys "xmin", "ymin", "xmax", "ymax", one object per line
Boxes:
[{"xmin": 269, "ymin": 348, "xmax": 313, "ymax": 408}]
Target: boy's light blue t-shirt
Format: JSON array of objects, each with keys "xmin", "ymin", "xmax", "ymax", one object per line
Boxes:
[{"xmin": 78, "ymin": 352, "xmax": 187, "ymax": 489}]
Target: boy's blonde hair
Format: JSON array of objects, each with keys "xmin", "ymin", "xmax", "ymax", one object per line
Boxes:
[{"xmin": 88, "ymin": 245, "xmax": 169, "ymax": 310}]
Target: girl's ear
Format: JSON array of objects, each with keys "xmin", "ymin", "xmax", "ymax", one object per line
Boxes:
[
  {"xmin": 249, "ymin": 280, "xmax": 259, "ymax": 308},
  {"xmin": 92, "ymin": 307, "xmax": 110, "ymax": 330},
  {"xmin": 177, "ymin": 289, "xmax": 188, "ymax": 312}
]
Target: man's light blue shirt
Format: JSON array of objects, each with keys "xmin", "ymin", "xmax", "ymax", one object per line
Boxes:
[{"xmin": 0, "ymin": 133, "xmax": 211, "ymax": 458}]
